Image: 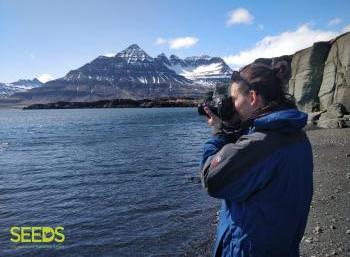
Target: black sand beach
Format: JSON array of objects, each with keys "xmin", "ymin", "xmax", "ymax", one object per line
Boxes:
[{"xmin": 300, "ymin": 128, "xmax": 350, "ymax": 257}]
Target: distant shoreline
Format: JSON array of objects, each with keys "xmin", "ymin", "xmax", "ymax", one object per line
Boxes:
[{"xmin": 21, "ymin": 98, "xmax": 201, "ymax": 110}]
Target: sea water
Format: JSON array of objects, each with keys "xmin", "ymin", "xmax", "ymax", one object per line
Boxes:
[{"xmin": 0, "ymin": 108, "xmax": 218, "ymax": 257}]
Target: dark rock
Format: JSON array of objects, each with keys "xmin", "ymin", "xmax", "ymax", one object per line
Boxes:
[
  {"xmin": 314, "ymin": 226, "xmax": 323, "ymax": 234},
  {"xmin": 305, "ymin": 237, "xmax": 313, "ymax": 243},
  {"xmin": 320, "ymin": 103, "xmax": 347, "ymax": 119},
  {"xmin": 23, "ymin": 98, "xmax": 199, "ymax": 110},
  {"xmin": 319, "ymin": 32, "xmax": 350, "ymax": 112},
  {"xmin": 288, "ymin": 41, "xmax": 330, "ymax": 112},
  {"xmin": 308, "ymin": 111, "xmax": 325, "ymax": 122},
  {"xmin": 317, "ymin": 118, "xmax": 345, "ymax": 128}
]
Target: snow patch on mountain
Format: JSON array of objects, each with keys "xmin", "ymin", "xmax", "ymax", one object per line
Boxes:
[
  {"xmin": 167, "ymin": 62, "xmax": 229, "ymax": 79},
  {"xmin": 116, "ymin": 44, "xmax": 153, "ymax": 64},
  {"xmin": 0, "ymin": 79, "xmax": 43, "ymax": 96},
  {"xmin": 156, "ymin": 54, "xmax": 232, "ymax": 87}
]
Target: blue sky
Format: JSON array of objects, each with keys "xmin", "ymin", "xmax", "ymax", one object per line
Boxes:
[{"xmin": 0, "ymin": 0, "xmax": 349, "ymax": 83}]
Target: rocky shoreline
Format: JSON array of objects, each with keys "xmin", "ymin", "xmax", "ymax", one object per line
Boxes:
[
  {"xmin": 22, "ymin": 98, "xmax": 200, "ymax": 110},
  {"xmin": 184, "ymin": 127, "xmax": 350, "ymax": 257},
  {"xmin": 300, "ymin": 128, "xmax": 350, "ymax": 257}
]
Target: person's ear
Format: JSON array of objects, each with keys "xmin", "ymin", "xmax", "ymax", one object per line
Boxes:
[{"xmin": 249, "ymin": 90, "xmax": 258, "ymax": 106}]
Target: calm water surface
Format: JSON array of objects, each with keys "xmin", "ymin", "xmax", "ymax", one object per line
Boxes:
[{"xmin": 0, "ymin": 108, "xmax": 218, "ymax": 257}]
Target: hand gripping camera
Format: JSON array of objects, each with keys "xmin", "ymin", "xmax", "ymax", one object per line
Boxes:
[{"xmin": 197, "ymin": 91, "xmax": 236, "ymax": 121}]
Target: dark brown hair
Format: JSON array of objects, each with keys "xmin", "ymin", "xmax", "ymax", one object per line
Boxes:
[{"xmin": 232, "ymin": 61, "xmax": 296, "ymax": 108}]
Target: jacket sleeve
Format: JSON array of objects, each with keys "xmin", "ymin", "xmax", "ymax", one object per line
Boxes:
[
  {"xmin": 200, "ymin": 132, "xmax": 279, "ymax": 202},
  {"xmin": 200, "ymin": 135, "xmax": 231, "ymax": 171}
]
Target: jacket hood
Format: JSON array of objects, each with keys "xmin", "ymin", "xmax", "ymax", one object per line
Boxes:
[{"xmin": 254, "ymin": 108, "xmax": 308, "ymax": 133}]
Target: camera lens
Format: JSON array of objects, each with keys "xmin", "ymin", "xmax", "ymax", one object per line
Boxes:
[{"xmin": 217, "ymin": 97, "xmax": 236, "ymax": 121}]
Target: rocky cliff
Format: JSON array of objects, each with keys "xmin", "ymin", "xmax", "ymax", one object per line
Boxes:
[
  {"xmin": 242, "ymin": 32, "xmax": 350, "ymax": 128},
  {"xmin": 291, "ymin": 32, "xmax": 350, "ymax": 128}
]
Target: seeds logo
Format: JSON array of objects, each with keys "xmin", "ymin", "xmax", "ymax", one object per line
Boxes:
[{"xmin": 10, "ymin": 226, "xmax": 65, "ymax": 243}]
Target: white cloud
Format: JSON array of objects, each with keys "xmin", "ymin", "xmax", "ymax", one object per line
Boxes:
[
  {"xmin": 38, "ymin": 74, "xmax": 55, "ymax": 83},
  {"xmin": 342, "ymin": 24, "xmax": 350, "ymax": 33},
  {"xmin": 169, "ymin": 37, "xmax": 199, "ymax": 49},
  {"xmin": 328, "ymin": 17, "xmax": 341, "ymax": 26},
  {"xmin": 155, "ymin": 36, "xmax": 199, "ymax": 49},
  {"xmin": 155, "ymin": 37, "xmax": 167, "ymax": 45},
  {"xmin": 227, "ymin": 8, "xmax": 254, "ymax": 26},
  {"xmin": 223, "ymin": 24, "xmax": 339, "ymax": 69}
]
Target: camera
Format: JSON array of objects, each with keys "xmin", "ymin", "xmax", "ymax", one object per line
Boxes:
[{"xmin": 198, "ymin": 91, "xmax": 236, "ymax": 121}]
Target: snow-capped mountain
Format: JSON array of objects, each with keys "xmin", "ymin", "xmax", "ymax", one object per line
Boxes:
[
  {"xmin": 63, "ymin": 44, "xmax": 192, "ymax": 86},
  {"xmin": 0, "ymin": 78, "xmax": 43, "ymax": 96},
  {"xmin": 3, "ymin": 44, "xmax": 232, "ymax": 105},
  {"xmin": 156, "ymin": 54, "xmax": 232, "ymax": 87}
]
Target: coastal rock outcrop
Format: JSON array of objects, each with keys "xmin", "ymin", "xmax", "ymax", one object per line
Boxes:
[
  {"xmin": 318, "ymin": 33, "xmax": 350, "ymax": 112},
  {"xmin": 244, "ymin": 32, "xmax": 350, "ymax": 128},
  {"xmin": 288, "ymin": 42, "xmax": 330, "ymax": 112},
  {"xmin": 22, "ymin": 98, "xmax": 199, "ymax": 110}
]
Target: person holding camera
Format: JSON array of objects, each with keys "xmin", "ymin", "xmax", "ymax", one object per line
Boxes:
[{"xmin": 200, "ymin": 62, "xmax": 313, "ymax": 257}]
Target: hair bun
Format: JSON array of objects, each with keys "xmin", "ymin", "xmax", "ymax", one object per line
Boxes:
[{"xmin": 272, "ymin": 61, "xmax": 289, "ymax": 82}]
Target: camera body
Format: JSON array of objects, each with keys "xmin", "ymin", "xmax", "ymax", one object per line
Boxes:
[{"xmin": 197, "ymin": 91, "xmax": 236, "ymax": 121}]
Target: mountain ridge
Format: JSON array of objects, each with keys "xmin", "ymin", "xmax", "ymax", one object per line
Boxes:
[
  {"xmin": 1, "ymin": 44, "xmax": 231, "ymax": 105},
  {"xmin": 0, "ymin": 78, "xmax": 43, "ymax": 97}
]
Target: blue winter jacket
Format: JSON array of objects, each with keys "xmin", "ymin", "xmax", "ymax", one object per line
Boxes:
[{"xmin": 200, "ymin": 108, "xmax": 313, "ymax": 257}]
